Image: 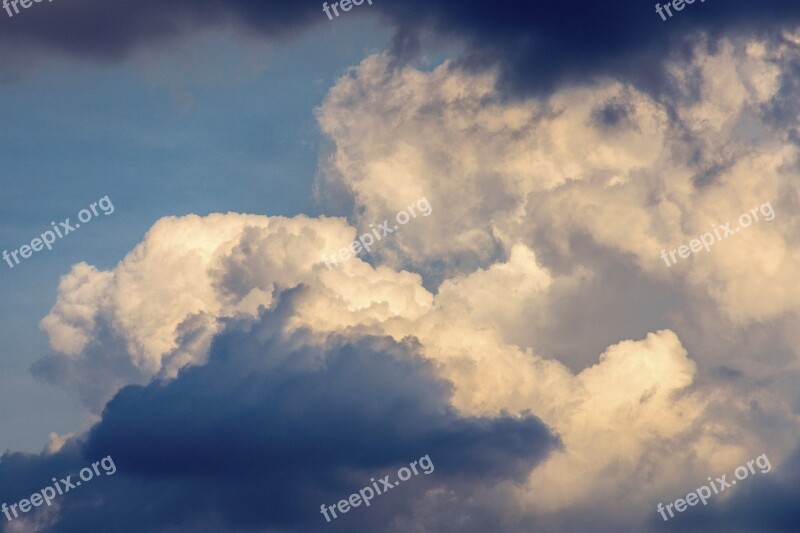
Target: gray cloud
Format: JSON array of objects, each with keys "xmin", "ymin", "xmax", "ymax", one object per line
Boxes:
[
  {"xmin": 5, "ymin": 0, "xmax": 800, "ymax": 96},
  {"xmin": 2, "ymin": 298, "xmax": 558, "ymax": 532}
]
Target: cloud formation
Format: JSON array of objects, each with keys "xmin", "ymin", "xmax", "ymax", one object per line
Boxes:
[
  {"xmin": 8, "ymin": 22, "xmax": 800, "ymax": 533},
  {"xmin": 5, "ymin": 316, "xmax": 558, "ymax": 532},
  {"xmin": 312, "ymin": 35, "xmax": 800, "ymax": 528},
  {"xmin": 30, "ymin": 211, "xmax": 714, "ymax": 531}
]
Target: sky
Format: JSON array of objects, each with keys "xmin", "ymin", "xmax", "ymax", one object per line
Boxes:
[{"xmin": 0, "ymin": 0, "xmax": 800, "ymax": 531}]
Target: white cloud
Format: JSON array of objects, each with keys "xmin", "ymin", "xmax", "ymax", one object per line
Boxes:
[
  {"xmin": 37, "ymin": 211, "xmax": 716, "ymax": 515},
  {"xmin": 316, "ymin": 44, "xmax": 800, "ymax": 326}
]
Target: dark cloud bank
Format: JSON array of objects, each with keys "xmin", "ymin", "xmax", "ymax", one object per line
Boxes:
[
  {"xmin": 0, "ymin": 299, "xmax": 557, "ymax": 532},
  {"xmin": 4, "ymin": 0, "xmax": 800, "ymax": 95}
]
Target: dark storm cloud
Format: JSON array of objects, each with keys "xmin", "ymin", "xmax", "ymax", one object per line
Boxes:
[
  {"xmin": 386, "ymin": 0, "xmax": 800, "ymax": 95},
  {"xmin": 0, "ymin": 0, "xmax": 317, "ymax": 61},
  {"xmin": 0, "ymin": 441, "xmax": 84, "ymax": 505},
  {"xmin": 4, "ymin": 0, "xmax": 800, "ymax": 94},
  {"xmin": 0, "ymin": 304, "xmax": 558, "ymax": 532}
]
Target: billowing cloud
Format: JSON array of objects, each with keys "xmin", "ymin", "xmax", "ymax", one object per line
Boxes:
[
  {"xmin": 317, "ymin": 42, "xmax": 800, "ymax": 328},
  {"xmin": 4, "ymin": 318, "xmax": 558, "ymax": 532},
  {"xmin": 11, "ymin": 22, "xmax": 800, "ymax": 533},
  {"xmin": 31, "ymin": 207, "xmax": 721, "ymax": 531},
  {"xmin": 312, "ymin": 37, "xmax": 800, "ymax": 527}
]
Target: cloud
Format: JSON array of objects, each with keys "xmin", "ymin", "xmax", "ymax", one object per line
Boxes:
[
  {"xmin": 6, "ymin": 0, "xmax": 800, "ymax": 97},
  {"xmin": 642, "ymin": 445, "xmax": 800, "ymax": 531},
  {"xmin": 15, "ymin": 23, "xmax": 800, "ymax": 533},
  {"xmin": 0, "ymin": 0, "xmax": 316, "ymax": 62},
  {"xmin": 4, "ymin": 315, "xmax": 558, "ymax": 532},
  {"xmin": 311, "ymin": 37, "xmax": 800, "ymax": 526},
  {"xmin": 316, "ymin": 41, "xmax": 800, "ymax": 328},
  {"xmin": 378, "ymin": 0, "xmax": 800, "ymax": 95},
  {"xmin": 31, "ymin": 208, "xmax": 720, "ymax": 530},
  {"xmin": 35, "ymin": 212, "xmax": 390, "ymax": 408}
]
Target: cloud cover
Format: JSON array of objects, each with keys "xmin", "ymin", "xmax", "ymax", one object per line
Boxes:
[
  {"xmin": 6, "ymin": 0, "xmax": 800, "ymax": 96},
  {"xmin": 5, "ymin": 15, "xmax": 800, "ymax": 533}
]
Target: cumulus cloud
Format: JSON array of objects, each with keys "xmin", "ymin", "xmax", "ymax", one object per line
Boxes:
[
  {"xmin": 36, "ymin": 213, "xmax": 377, "ymax": 406},
  {"xmin": 313, "ymin": 38, "xmax": 800, "ymax": 526},
  {"xmin": 14, "ymin": 24, "xmax": 800, "ymax": 533},
  {"xmin": 317, "ymin": 42, "xmax": 800, "ymax": 329},
  {"xmin": 30, "ymin": 207, "xmax": 721, "ymax": 531}
]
